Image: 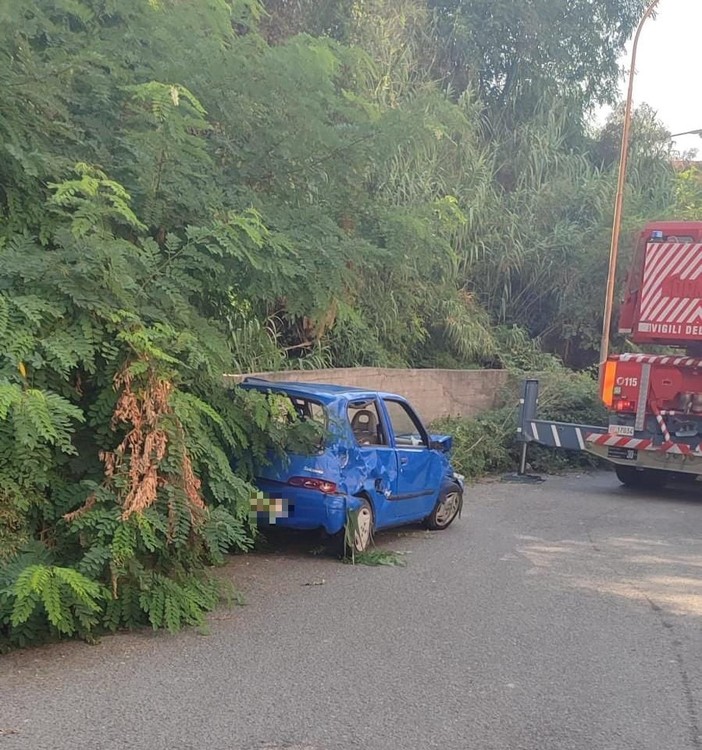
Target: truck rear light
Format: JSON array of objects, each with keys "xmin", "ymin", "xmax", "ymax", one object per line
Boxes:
[
  {"xmin": 601, "ymin": 360, "xmax": 617, "ymax": 407},
  {"xmin": 612, "ymin": 398, "xmax": 636, "ymax": 413},
  {"xmin": 288, "ymin": 476, "xmax": 338, "ymax": 494}
]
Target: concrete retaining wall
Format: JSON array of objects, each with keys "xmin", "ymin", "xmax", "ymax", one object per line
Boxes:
[{"xmin": 223, "ymin": 368, "xmax": 509, "ymax": 423}]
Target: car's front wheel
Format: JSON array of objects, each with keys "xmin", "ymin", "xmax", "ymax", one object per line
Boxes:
[{"xmin": 425, "ymin": 483, "xmax": 462, "ymax": 530}]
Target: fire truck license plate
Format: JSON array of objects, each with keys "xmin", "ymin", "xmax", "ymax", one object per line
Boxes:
[
  {"xmin": 608, "ymin": 425, "xmax": 635, "ymax": 436},
  {"xmin": 608, "ymin": 447, "xmax": 638, "ymax": 461}
]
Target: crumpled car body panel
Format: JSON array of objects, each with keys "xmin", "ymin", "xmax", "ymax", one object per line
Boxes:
[{"xmin": 240, "ymin": 378, "xmax": 463, "ymax": 536}]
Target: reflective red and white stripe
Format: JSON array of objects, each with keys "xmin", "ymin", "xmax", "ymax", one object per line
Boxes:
[
  {"xmin": 663, "ymin": 442, "xmax": 697, "ymax": 456},
  {"xmin": 640, "ymin": 242, "xmax": 702, "ymax": 325},
  {"xmin": 586, "ymin": 434, "xmax": 653, "ymax": 450},
  {"xmin": 586, "ymin": 433, "xmax": 701, "ymax": 455},
  {"xmin": 651, "ymin": 404, "xmax": 672, "ymax": 443},
  {"xmin": 613, "ymin": 353, "xmax": 702, "ymax": 368}
]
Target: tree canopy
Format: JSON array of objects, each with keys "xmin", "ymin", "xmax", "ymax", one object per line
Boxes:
[{"xmin": 0, "ymin": 0, "xmax": 694, "ymax": 646}]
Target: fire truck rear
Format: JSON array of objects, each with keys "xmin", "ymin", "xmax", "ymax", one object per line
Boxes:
[
  {"xmin": 588, "ymin": 221, "xmax": 702, "ymax": 486},
  {"xmin": 518, "ymin": 221, "xmax": 702, "ymax": 488}
]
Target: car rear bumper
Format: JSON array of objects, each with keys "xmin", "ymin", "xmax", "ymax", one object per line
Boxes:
[{"xmin": 251, "ymin": 480, "xmax": 363, "ymax": 535}]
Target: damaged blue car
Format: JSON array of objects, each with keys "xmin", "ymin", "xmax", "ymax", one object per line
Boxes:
[{"xmin": 240, "ymin": 378, "xmax": 464, "ymax": 553}]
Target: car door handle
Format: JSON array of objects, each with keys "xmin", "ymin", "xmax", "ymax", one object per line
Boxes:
[{"xmin": 400, "ymin": 456, "xmax": 408, "ymax": 466}]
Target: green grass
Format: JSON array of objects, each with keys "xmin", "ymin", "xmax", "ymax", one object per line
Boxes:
[{"xmin": 344, "ymin": 549, "xmax": 407, "ymax": 567}]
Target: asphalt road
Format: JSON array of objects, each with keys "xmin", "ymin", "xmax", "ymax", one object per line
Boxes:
[{"xmin": 2, "ymin": 471, "xmax": 702, "ymax": 750}]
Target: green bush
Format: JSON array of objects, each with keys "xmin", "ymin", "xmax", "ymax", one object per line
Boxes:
[
  {"xmin": 522, "ymin": 369, "xmax": 608, "ymax": 426},
  {"xmin": 434, "ymin": 368, "xmax": 608, "ymax": 480},
  {"xmin": 433, "ymin": 407, "xmax": 515, "ymax": 480}
]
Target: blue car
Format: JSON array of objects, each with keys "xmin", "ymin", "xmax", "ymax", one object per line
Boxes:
[{"xmin": 240, "ymin": 378, "xmax": 464, "ymax": 553}]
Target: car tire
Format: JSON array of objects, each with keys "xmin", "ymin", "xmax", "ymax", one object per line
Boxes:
[
  {"xmin": 425, "ymin": 483, "xmax": 462, "ymax": 530},
  {"xmin": 345, "ymin": 497, "xmax": 374, "ymax": 554},
  {"xmin": 615, "ymin": 465, "xmax": 667, "ymax": 489}
]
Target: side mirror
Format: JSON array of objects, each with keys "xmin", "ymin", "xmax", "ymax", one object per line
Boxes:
[{"xmin": 430, "ymin": 435, "xmax": 453, "ymax": 453}]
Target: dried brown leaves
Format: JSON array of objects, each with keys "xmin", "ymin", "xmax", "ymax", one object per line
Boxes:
[{"xmin": 64, "ymin": 363, "xmax": 205, "ymax": 525}]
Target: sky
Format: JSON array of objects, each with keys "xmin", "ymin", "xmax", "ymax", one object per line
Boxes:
[{"xmin": 617, "ymin": 0, "xmax": 702, "ymax": 156}]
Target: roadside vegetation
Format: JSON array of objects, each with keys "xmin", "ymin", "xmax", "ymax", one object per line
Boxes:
[
  {"xmin": 1, "ymin": 0, "xmax": 701, "ymax": 649},
  {"xmin": 433, "ymin": 369, "xmax": 609, "ymax": 480}
]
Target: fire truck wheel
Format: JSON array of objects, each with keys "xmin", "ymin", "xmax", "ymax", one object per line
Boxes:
[{"xmin": 615, "ymin": 465, "xmax": 667, "ymax": 489}]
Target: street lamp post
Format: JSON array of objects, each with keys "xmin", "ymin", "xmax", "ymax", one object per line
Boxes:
[
  {"xmin": 671, "ymin": 129, "xmax": 702, "ymax": 138},
  {"xmin": 598, "ymin": 0, "xmax": 660, "ymax": 383}
]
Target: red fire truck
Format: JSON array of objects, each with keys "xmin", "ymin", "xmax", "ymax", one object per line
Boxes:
[{"xmin": 518, "ymin": 221, "xmax": 702, "ymax": 488}]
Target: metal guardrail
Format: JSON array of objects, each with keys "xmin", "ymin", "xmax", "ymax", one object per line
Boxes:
[{"xmin": 515, "ymin": 379, "xmax": 607, "ymax": 475}]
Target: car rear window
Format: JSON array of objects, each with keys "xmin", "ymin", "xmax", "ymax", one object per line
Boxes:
[
  {"xmin": 289, "ymin": 397, "xmax": 326, "ymax": 425},
  {"xmin": 274, "ymin": 395, "xmax": 327, "ymax": 454}
]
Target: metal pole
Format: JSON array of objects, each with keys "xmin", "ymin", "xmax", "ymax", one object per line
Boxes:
[
  {"xmin": 598, "ymin": 0, "xmax": 660, "ymax": 385},
  {"xmin": 516, "ymin": 379, "xmax": 539, "ymax": 476},
  {"xmin": 518, "ymin": 441, "xmax": 528, "ymax": 476}
]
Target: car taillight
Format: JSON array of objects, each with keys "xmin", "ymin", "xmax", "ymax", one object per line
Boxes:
[
  {"xmin": 612, "ymin": 398, "xmax": 636, "ymax": 413},
  {"xmin": 288, "ymin": 476, "xmax": 338, "ymax": 494}
]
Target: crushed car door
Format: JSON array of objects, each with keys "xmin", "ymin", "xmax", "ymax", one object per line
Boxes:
[
  {"xmin": 381, "ymin": 398, "xmax": 443, "ymax": 521},
  {"xmin": 346, "ymin": 398, "xmax": 399, "ymax": 529}
]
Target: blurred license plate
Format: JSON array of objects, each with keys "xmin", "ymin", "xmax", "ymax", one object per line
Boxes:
[{"xmin": 608, "ymin": 425, "xmax": 635, "ymax": 436}]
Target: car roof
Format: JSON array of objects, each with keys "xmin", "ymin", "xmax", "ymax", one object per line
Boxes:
[{"xmin": 239, "ymin": 377, "xmax": 393, "ymax": 404}]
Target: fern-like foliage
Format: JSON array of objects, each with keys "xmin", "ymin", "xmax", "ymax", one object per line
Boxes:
[
  {"xmin": 137, "ymin": 572, "xmax": 220, "ymax": 633},
  {"xmin": 201, "ymin": 506, "xmax": 254, "ymax": 565},
  {"xmin": 0, "ymin": 545, "xmax": 105, "ymax": 649}
]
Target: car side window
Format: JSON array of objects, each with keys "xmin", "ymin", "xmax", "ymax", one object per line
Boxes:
[
  {"xmin": 383, "ymin": 399, "xmax": 428, "ymax": 448},
  {"xmin": 348, "ymin": 400, "xmax": 386, "ymax": 447}
]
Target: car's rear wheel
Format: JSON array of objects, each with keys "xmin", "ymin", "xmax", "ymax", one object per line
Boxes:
[
  {"xmin": 345, "ymin": 498, "xmax": 373, "ymax": 554},
  {"xmin": 425, "ymin": 483, "xmax": 462, "ymax": 530}
]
